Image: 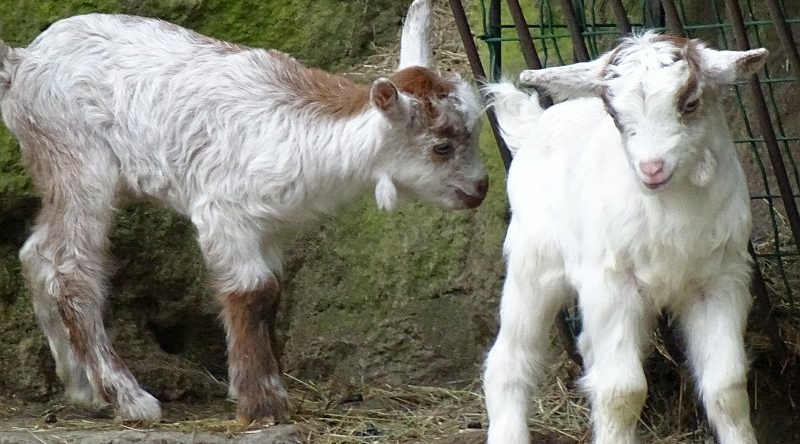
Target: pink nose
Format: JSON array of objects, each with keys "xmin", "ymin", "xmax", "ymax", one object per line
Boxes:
[{"xmin": 639, "ymin": 159, "xmax": 664, "ymax": 177}]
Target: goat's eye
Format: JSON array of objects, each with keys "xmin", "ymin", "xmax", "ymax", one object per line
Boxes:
[
  {"xmin": 432, "ymin": 142, "xmax": 452, "ymax": 156},
  {"xmin": 682, "ymin": 98, "xmax": 700, "ymax": 114}
]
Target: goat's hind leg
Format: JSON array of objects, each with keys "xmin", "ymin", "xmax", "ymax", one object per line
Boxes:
[
  {"xmin": 20, "ymin": 162, "xmax": 160, "ymax": 421},
  {"xmin": 21, "ymin": 223, "xmax": 93, "ymax": 406},
  {"xmin": 484, "ymin": 230, "xmax": 570, "ymax": 444}
]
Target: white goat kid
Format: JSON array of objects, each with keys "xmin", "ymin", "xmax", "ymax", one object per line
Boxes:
[
  {"xmin": 0, "ymin": 0, "xmax": 488, "ymax": 424},
  {"xmin": 484, "ymin": 32, "xmax": 767, "ymax": 444}
]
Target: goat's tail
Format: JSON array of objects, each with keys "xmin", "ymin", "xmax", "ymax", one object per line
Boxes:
[
  {"xmin": 482, "ymin": 82, "xmax": 544, "ymax": 157},
  {"xmin": 0, "ymin": 41, "xmax": 13, "ymax": 101}
]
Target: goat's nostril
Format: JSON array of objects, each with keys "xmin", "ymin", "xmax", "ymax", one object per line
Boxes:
[
  {"xmin": 639, "ymin": 159, "xmax": 665, "ymax": 177},
  {"xmin": 475, "ymin": 176, "xmax": 489, "ymax": 195}
]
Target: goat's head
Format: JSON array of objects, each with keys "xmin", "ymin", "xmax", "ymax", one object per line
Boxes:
[
  {"xmin": 519, "ymin": 32, "xmax": 768, "ymax": 192},
  {"xmin": 369, "ymin": 0, "xmax": 487, "ymax": 211}
]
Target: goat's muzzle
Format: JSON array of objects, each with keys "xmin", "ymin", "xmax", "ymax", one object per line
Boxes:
[{"xmin": 456, "ymin": 176, "xmax": 489, "ymax": 209}]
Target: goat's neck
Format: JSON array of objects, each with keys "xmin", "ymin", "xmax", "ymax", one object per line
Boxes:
[{"xmin": 285, "ymin": 108, "xmax": 396, "ymax": 206}]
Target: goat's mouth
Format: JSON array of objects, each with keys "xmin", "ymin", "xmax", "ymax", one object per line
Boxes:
[
  {"xmin": 454, "ymin": 189, "xmax": 486, "ymax": 209},
  {"xmin": 642, "ymin": 172, "xmax": 674, "ymax": 191}
]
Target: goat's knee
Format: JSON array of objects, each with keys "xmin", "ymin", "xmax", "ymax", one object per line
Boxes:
[
  {"xmin": 583, "ymin": 365, "xmax": 647, "ymax": 444},
  {"xmin": 484, "ymin": 340, "xmax": 540, "ymax": 444},
  {"xmin": 19, "ymin": 225, "xmax": 57, "ymax": 295},
  {"xmin": 702, "ymin": 383, "xmax": 756, "ymax": 444}
]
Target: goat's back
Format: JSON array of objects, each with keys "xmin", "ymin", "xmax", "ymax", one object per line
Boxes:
[
  {"xmin": 1, "ymin": 13, "xmax": 297, "ymax": 129},
  {"xmin": 0, "ymin": 14, "xmax": 348, "ymax": 211}
]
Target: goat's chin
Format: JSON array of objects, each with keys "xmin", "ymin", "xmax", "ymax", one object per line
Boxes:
[{"xmin": 641, "ymin": 173, "xmax": 674, "ymax": 192}]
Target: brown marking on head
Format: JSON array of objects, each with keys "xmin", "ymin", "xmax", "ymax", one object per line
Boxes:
[
  {"xmin": 599, "ymin": 87, "xmax": 626, "ymax": 134},
  {"xmin": 218, "ymin": 275, "xmax": 288, "ymax": 423},
  {"xmin": 389, "ymin": 66, "xmax": 457, "ymax": 124},
  {"xmin": 677, "ymin": 45, "xmax": 703, "ymax": 118},
  {"xmin": 650, "ymin": 35, "xmax": 705, "ymax": 115}
]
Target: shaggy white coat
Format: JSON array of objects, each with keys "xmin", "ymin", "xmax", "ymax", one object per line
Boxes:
[{"xmin": 483, "ymin": 32, "xmax": 767, "ymax": 444}]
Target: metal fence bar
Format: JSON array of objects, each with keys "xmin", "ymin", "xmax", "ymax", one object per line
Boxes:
[
  {"xmin": 765, "ymin": 0, "xmax": 800, "ymax": 82},
  {"xmin": 659, "ymin": 0, "xmax": 685, "ymax": 36},
  {"xmin": 506, "ymin": 0, "xmax": 543, "ymax": 69},
  {"xmin": 448, "ymin": 0, "xmax": 513, "ymax": 169},
  {"xmin": 488, "ymin": 0, "xmax": 503, "ymax": 80},
  {"xmin": 556, "ymin": 0, "xmax": 591, "ymax": 61},
  {"xmin": 505, "ymin": 0, "xmax": 555, "ymax": 110},
  {"xmin": 609, "ymin": 0, "xmax": 632, "ymax": 34},
  {"xmin": 749, "ymin": 242, "xmax": 788, "ymax": 358},
  {"xmin": 725, "ymin": 0, "xmax": 800, "ymax": 256}
]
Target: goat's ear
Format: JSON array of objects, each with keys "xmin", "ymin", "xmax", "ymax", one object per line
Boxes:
[
  {"xmin": 518, "ymin": 53, "xmax": 611, "ymax": 100},
  {"xmin": 398, "ymin": 0, "xmax": 432, "ymax": 69},
  {"xmin": 701, "ymin": 47, "xmax": 769, "ymax": 84},
  {"xmin": 371, "ymin": 78, "xmax": 407, "ymax": 120}
]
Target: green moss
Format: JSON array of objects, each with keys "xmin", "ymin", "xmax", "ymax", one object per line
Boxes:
[{"xmin": 283, "ymin": 119, "xmax": 508, "ymax": 386}]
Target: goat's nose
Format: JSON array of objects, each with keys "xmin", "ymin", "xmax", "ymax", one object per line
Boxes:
[
  {"xmin": 475, "ymin": 176, "xmax": 489, "ymax": 196},
  {"xmin": 639, "ymin": 159, "xmax": 664, "ymax": 177}
]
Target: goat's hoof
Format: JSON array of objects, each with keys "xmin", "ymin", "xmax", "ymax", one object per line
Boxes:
[
  {"xmin": 236, "ymin": 394, "xmax": 289, "ymax": 426},
  {"xmin": 114, "ymin": 390, "xmax": 162, "ymax": 422},
  {"xmin": 236, "ymin": 414, "xmax": 279, "ymax": 427}
]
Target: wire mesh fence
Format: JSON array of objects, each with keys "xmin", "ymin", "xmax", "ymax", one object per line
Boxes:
[{"xmin": 449, "ymin": 0, "xmax": 800, "ymax": 360}]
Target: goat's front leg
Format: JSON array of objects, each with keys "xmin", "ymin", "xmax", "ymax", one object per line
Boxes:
[
  {"xmin": 578, "ymin": 270, "xmax": 657, "ymax": 444},
  {"xmin": 218, "ymin": 275, "xmax": 287, "ymax": 424},
  {"xmin": 676, "ymin": 274, "xmax": 756, "ymax": 444},
  {"xmin": 195, "ymin": 212, "xmax": 288, "ymax": 424}
]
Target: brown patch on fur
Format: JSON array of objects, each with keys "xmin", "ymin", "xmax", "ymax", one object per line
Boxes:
[
  {"xmin": 271, "ymin": 50, "xmax": 370, "ymax": 119},
  {"xmin": 652, "ymin": 34, "xmax": 693, "ymax": 50},
  {"xmin": 389, "ymin": 66, "xmax": 456, "ymax": 123},
  {"xmin": 600, "ymin": 88, "xmax": 626, "ymax": 134},
  {"xmin": 219, "ymin": 275, "xmax": 288, "ymax": 423},
  {"xmin": 648, "ymin": 35, "xmax": 704, "ymax": 112},
  {"xmin": 671, "ymin": 38, "xmax": 704, "ymax": 118}
]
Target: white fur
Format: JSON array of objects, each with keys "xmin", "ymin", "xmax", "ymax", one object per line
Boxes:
[
  {"xmin": 484, "ymin": 32, "xmax": 768, "ymax": 444},
  {"xmin": 1, "ymin": 7, "xmax": 486, "ymax": 422}
]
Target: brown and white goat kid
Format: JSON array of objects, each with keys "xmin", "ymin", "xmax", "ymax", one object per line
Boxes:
[
  {"xmin": 0, "ymin": 0, "xmax": 488, "ymax": 424},
  {"xmin": 484, "ymin": 33, "xmax": 767, "ymax": 444}
]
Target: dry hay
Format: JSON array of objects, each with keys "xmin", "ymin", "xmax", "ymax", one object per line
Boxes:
[
  {"xmin": 287, "ymin": 358, "xmax": 721, "ymax": 443},
  {"xmin": 342, "ymin": 0, "xmax": 473, "ymax": 82},
  {"xmin": 2, "ymin": 362, "xmax": 721, "ymax": 443},
  {"xmin": 749, "ymin": 200, "xmax": 800, "ymax": 372}
]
